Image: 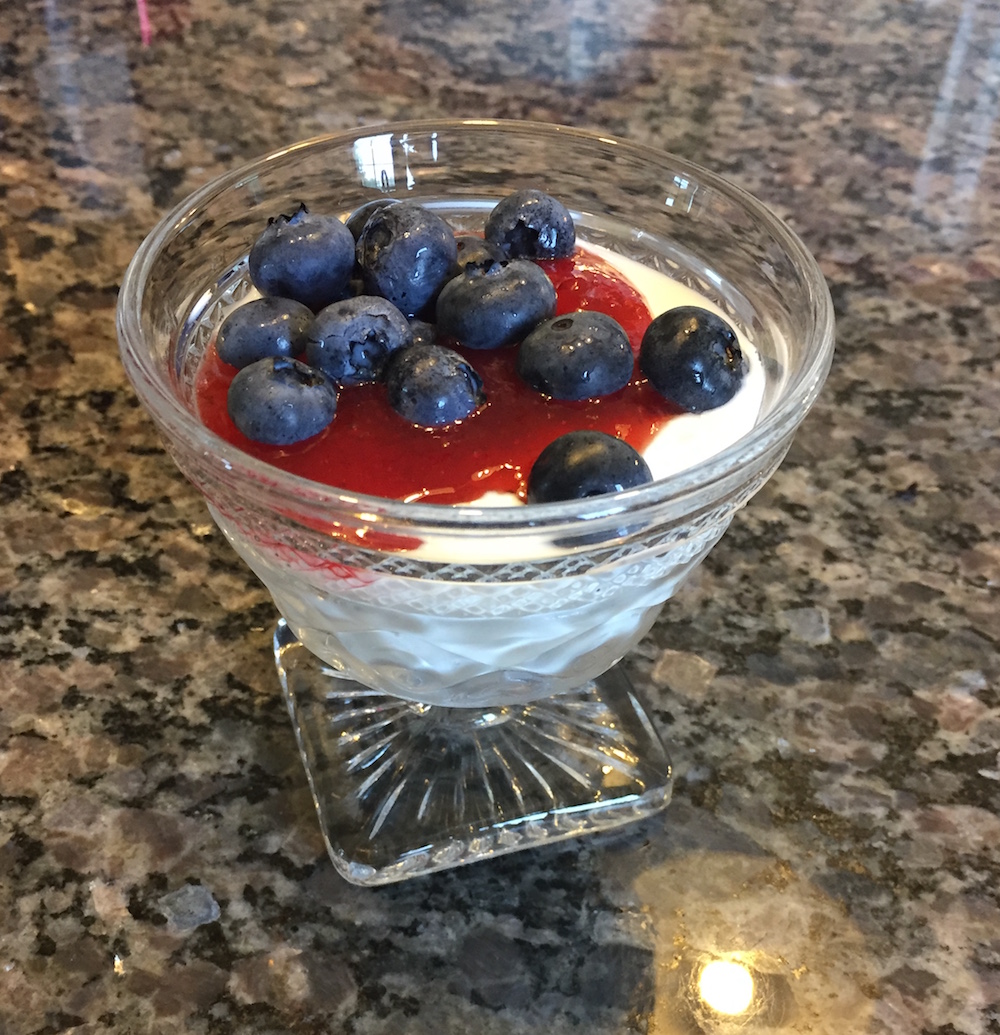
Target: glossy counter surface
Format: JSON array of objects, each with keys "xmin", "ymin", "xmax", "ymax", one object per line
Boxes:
[{"xmin": 1, "ymin": 1, "xmax": 998, "ymax": 1032}]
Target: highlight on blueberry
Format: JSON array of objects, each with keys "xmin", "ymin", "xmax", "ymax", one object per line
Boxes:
[
  {"xmin": 356, "ymin": 202, "xmax": 459, "ymax": 318},
  {"xmin": 436, "ymin": 258, "xmax": 556, "ymax": 350},
  {"xmin": 227, "ymin": 356, "xmax": 337, "ymax": 445},
  {"xmin": 639, "ymin": 306, "xmax": 748, "ymax": 412},
  {"xmin": 484, "ymin": 189, "xmax": 576, "ymax": 260},
  {"xmin": 248, "ymin": 203, "xmax": 355, "ymax": 312},
  {"xmin": 216, "ymin": 296, "xmax": 314, "ymax": 369},
  {"xmin": 526, "ymin": 430, "xmax": 652, "ymax": 504},
  {"xmin": 305, "ymin": 295, "xmax": 413, "ymax": 386},
  {"xmin": 517, "ymin": 310, "xmax": 634, "ymax": 401},
  {"xmin": 384, "ymin": 344, "xmax": 486, "ymax": 428}
]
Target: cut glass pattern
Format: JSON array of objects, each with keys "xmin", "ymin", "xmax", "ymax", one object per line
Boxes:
[{"xmin": 275, "ymin": 621, "xmax": 672, "ymax": 885}]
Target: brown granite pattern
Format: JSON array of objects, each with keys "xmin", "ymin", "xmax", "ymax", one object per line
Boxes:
[{"xmin": 1, "ymin": 0, "xmax": 998, "ymax": 1032}]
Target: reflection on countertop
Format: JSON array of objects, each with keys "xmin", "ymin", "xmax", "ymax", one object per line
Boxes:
[{"xmin": 1, "ymin": 0, "xmax": 999, "ymax": 1032}]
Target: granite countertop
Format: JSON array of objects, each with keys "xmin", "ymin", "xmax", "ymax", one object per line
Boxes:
[{"xmin": 2, "ymin": 0, "xmax": 999, "ymax": 1032}]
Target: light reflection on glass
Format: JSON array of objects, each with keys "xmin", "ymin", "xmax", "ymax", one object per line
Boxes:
[
  {"xmin": 664, "ymin": 174, "xmax": 697, "ymax": 213},
  {"xmin": 353, "ymin": 134, "xmax": 396, "ymax": 190}
]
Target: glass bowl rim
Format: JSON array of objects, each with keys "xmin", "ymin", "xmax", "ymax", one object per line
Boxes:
[{"xmin": 117, "ymin": 117, "xmax": 835, "ymax": 534}]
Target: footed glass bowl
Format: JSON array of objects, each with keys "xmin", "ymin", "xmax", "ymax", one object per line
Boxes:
[{"xmin": 117, "ymin": 120, "xmax": 834, "ymax": 885}]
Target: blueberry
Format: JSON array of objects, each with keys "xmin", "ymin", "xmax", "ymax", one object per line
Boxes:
[
  {"xmin": 248, "ymin": 204, "xmax": 355, "ymax": 312},
  {"xmin": 384, "ymin": 344, "xmax": 485, "ymax": 428},
  {"xmin": 436, "ymin": 259, "xmax": 556, "ymax": 350},
  {"xmin": 453, "ymin": 234, "xmax": 505, "ymax": 270},
  {"xmin": 344, "ymin": 197, "xmax": 399, "ymax": 241},
  {"xmin": 227, "ymin": 356, "xmax": 337, "ymax": 445},
  {"xmin": 408, "ymin": 318, "xmax": 438, "ymax": 347},
  {"xmin": 527, "ymin": 430, "xmax": 652, "ymax": 504},
  {"xmin": 517, "ymin": 311, "xmax": 633, "ymax": 400},
  {"xmin": 484, "ymin": 189, "xmax": 576, "ymax": 260},
  {"xmin": 639, "ymin": 306, "xmax": 748, "ymax": 412},
  {"xmin": 356, "ymin": 202, "xmax": 458, "ymax": 318},
  {"xmin": 305, "ymin": 295, "xmax": 413, "ymax": 386},
  {"xmin": 216, "ymin": 296, "xmax": 314, "ymax": 369}
]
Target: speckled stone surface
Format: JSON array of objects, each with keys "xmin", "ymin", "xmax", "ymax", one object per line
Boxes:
[{"xmin": 1, "ymin": 1, "xmax": 999, "ymax": 1032}]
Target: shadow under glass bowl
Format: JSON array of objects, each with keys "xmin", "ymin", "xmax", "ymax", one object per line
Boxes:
[{"xmin": 117, "ymin": 119, "xmax": 834, "ymax": 884}]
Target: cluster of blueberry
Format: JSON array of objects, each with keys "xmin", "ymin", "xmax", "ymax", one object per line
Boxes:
[
  {"xmin": 216, "ymin": 189, "xmax": 748, "ymax": 504},
  {"xmin": 221, "ymin": 190, "xmax": 572, "ymax": 443}
]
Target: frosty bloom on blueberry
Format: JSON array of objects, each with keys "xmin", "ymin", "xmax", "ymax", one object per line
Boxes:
[
  {"xmin": 356, "ymin": 202, "xmax": 458, "ymax": 319},
  {"xmin": 639, "ymin": 306, "xmax": 748, "ymax": 412},
  {"xmin": 305, "ymin": 295, "xmax": 413, "ymax": 386},
  {"xmin": 248, "ymin": 203, "xmax": 355, "ymax": 312},
  {"xmin": 517, "ymin": 311, "xmax": 633, "ymax": 401},
  {"xmin": 527, "ymin": 431, "xmax": 652, "ymax": 504},
  {"xmin": 384, "ymin": 344, "xmax": 485, "ymax": 428},
  {"xmin": 216, "ymin": 296, "xmax": 314, "ymax": 369},
  {"xmin": 227, "ymin": 356, "xmax": 338, "ymax": 446},
  {"xmin": 485, "ymin": 188, "xmax": 576, "ymax": 260},
  {"xmin": 436, "ymin": 258, "xmax": 557, "ymax": 350}
]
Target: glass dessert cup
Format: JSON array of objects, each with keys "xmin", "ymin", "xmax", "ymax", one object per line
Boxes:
[{"xmin": 117, "ymin": 120, "xmax": 835, "ymax": 885}]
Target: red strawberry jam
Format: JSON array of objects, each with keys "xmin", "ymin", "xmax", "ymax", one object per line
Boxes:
[{"xmin": 195, "ymin": 248, "xmax": 683, "ymax": 505}]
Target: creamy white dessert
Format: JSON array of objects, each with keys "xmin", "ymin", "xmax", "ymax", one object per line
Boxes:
[{"xmin": 210, "ymin": 241, "xmax": 769, "ymax": 707}]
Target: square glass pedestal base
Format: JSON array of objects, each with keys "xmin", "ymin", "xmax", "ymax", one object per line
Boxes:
[{"xmin": 274, "ymin": 620, "xmax": 672, "ymax": 886}]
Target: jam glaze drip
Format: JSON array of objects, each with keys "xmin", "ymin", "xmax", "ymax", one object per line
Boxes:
[{"xmin": 196, "ymin": 248, "xmax": 682, "ymax": 506}]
